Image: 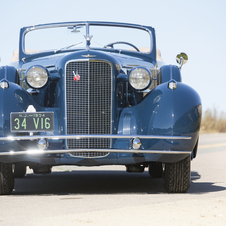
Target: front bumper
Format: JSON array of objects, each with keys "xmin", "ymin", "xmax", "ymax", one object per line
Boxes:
[{"xmin": 0, "ymin": 134, "xmax": 191, "ymax": 156}]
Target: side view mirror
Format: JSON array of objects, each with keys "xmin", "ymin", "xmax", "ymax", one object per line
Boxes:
[{"xmin": 176, "ymin": 52, "xmax": 188, "ymax": 69}]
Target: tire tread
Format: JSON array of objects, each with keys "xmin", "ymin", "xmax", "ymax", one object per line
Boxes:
[
  {"xmin": 163, "ymin": 155, "xmax": 190, "ymax": 193},
  {"xmin": 0, "ymin": 163, "xmax": 14, "ymax": 195}
]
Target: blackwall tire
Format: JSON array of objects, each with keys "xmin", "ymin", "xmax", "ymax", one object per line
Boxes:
[
  {"xmin": 163, "ymin": 155, "xmax": 191, "ymax": 193},
  {"xmin": 148, "ymin": 162, "xmax": 163, "ymax": 178},
  {"xmin": 0, "ymin": 163, "xmax": 14, "ymax": 195},
  {"xmin": 14, "ymin": 164, "xmax": 27, "ymax": 178}
]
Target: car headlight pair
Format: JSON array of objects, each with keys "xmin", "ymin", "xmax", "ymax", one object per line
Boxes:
[
  {"xmin": 25, "ymin": 65, "xmax": 151, "ymax": 91},
  {"xmin": 129, "ymin": 67, "xmax": 152, "ymax": 91},
  {"xmin": 26, "ymin": 66, "xmax": 48, "ymax": 89}
]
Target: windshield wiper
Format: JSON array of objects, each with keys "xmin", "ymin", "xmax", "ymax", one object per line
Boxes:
[{"xmin": 54, "ymin": 41, "xmax": 83, "ymax": 53}]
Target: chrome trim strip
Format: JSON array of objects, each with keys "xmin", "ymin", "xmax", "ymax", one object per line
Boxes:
[
  {"xmin": 0, "ymin": 149, "xmax": 192, "ymax": 156},
  {"xmin": 0, "ymin": 134, "xmax": 191, "ymax": 141}
]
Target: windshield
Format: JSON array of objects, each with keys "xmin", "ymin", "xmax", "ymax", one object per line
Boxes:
[{"xmin": 24, "ymin": 24, "xmax": 152, "ymax": 54}]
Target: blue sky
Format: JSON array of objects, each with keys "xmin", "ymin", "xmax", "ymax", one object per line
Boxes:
[{"xmin": 0, "ymin": 0, "xmax": 226, "ymax": 114}]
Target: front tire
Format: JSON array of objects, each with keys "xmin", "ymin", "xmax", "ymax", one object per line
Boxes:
[
  {"xmin": 0, "ymin": 163, "xmax": 14, "ymax": 195},
  {"xmin": 148, "ymin": 162, "xmax": 163, "ymax": 178},
  {"xmin": 14, "ymin": 164, "xmax": 27, "ymax": 178},
  {"xmin": 163, "ymin": 155, "xmax": 190, "ymax": 193}
]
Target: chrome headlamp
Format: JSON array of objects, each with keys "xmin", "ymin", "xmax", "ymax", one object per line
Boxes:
[
  {"xmin": 129, "ymin": 67, "xmax": 152, "ymax": 91},
  {"xmin": 25, "ymin": 66, "xmax": 49, "ymax": 89}
]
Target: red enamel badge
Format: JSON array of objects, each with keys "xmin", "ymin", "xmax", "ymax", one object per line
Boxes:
[{"xmin": 73, "ymin": 71, "xmax": 80, "ymax": 81}]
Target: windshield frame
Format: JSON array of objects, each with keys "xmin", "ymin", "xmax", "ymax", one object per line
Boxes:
[{"xmin": 19, "ymin": 21, "xmax": 156, "ymax": 62}]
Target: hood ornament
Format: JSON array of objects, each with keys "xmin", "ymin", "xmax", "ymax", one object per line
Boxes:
[
  {"xmin": 84, "ymin": 34, "xmax": 93, "ymax": 50},
  {"xmin": 73, "ymin": 71, "xmax": 80, "ymax": 81}
]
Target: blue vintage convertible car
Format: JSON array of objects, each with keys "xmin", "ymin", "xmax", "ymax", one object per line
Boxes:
[{"xmin": 0, "ymin": 21, "xmax": 201, "ymax": 194}]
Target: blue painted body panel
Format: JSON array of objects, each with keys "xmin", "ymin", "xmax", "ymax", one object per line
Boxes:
[
  {"xmin": 117, "ymin": 82, "xmax": 201, "ymax": 162},
  {"xmin": 0, "ymin": 21, "xmax": 202, "ymax": 167}
]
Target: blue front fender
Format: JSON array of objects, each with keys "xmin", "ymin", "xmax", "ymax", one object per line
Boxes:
[
  {"xmin": 0, "ymin": 81, "xmax": 60, "ymax": 152},
  {"xmin": 117, "ymin": 82, "xmax": 202, "ymax": 153},
  {"xmin": 0, "ymin": 83, "xmax": 33, "ymax": 136}
]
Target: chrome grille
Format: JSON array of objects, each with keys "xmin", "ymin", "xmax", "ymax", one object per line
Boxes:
[{"xmin": 65, "ymin": 60, "xmax": 112, "ymax": 158}]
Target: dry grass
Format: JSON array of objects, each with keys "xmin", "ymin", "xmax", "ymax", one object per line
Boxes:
[{"xmin": 200, "ymin": 108, "xmax": 226, "ymax": 133}]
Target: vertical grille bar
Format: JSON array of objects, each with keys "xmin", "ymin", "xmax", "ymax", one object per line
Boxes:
[{"xmin": 65, "ymin": 60, "xmax": 112, "ymax": 157}]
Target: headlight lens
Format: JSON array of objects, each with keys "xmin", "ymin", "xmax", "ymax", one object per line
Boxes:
[
  {"xmin": 26, "ymin": 66, "xmax": 48, "ymax": 89},
  {"xmin": 129, "ymin": 67, "xmax": 152, "ymax": 90}
]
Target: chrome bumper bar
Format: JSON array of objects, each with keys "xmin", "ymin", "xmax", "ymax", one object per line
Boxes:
[
  {"xmin": 0, "ymin": 134, "xmax": 191, "ymax": 141},
  {"xmin": 0, "ymin": 134, "xmax": 192, "ymax": 156},
  {"xmin": 0, "ymin": 148, "xmax": 191, "ymax": 156}
]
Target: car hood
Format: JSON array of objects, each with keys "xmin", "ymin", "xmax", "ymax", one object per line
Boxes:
[{"xmin": 19, "ymin": 50, "xmax": 155, "ymax": 71}]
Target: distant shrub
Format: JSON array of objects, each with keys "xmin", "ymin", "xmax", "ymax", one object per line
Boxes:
[{"xmin": 200, "ymin": 108, "xmax": 226, "ymax": 133}]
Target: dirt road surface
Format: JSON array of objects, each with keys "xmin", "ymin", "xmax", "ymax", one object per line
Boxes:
[{"xmin": 0, "ymin": 133, "xmax": 226, "ymax": 225}]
